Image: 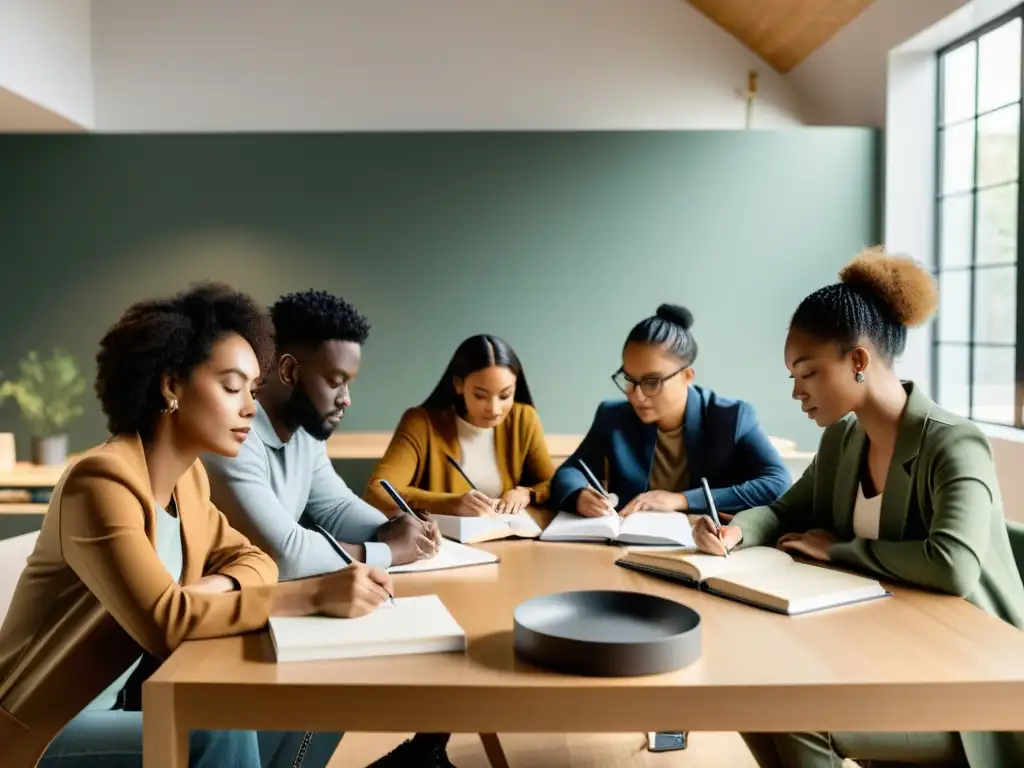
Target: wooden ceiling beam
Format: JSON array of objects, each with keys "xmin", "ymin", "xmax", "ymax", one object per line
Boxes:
[{"xmin": 686, "ymin": 0, "xmax": 877, "ymax": 73}]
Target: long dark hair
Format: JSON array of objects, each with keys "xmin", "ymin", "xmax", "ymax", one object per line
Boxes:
[{"xmin": 421, "ymin": 335, "xmax": 534, "ymax": 415}]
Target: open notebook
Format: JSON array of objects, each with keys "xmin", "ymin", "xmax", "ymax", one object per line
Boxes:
[
  {"xmin": 616, "ymin": 546, "xmax": 889, "ymax": 615},
  {"xmin": 388, "ymin": 538, "xmax": 499, "ymax": 573},
  {"xmin": 433, "ymin": 512, "xmax": 542, "ymax": 544},
  {"xmin": 540, "ymin": 510, "xmax": 695, "ymax": 547},
  {"xmin": 268, "ymin": 595, "xmax": 466, "ymax": 662}
]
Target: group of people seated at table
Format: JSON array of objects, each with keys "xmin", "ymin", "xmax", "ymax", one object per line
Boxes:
[{"xmin": 0, "ymin": 247, "xmax": 1022, "ymax": 768}]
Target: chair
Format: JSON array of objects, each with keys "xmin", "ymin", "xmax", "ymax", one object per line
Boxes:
[{"xmin": 0, "ymin": 530, "xmax": 39, "ymax": 622}]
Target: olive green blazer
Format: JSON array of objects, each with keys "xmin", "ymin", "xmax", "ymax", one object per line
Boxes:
[{"xmin": 733, "ymin": 382, "xmax": 1024, "ymax": 768}]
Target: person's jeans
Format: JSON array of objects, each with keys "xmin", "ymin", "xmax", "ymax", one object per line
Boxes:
[
  {"xmin": 38, "ymin": 710, "xmax": 258, "ymax": 768},
  {"xmin": 37, "ymin": 709, "xmax": 343, "ymax": 767}
]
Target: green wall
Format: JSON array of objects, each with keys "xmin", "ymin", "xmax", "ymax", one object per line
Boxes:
[{"xmin": 0, "ymin": 130, "xmax": 878, "ymax": 477}]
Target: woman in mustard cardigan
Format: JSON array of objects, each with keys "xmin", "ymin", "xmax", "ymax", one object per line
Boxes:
[{"xmin": 366, "ymin": 334, "xmax": 554, "ymax": 516}]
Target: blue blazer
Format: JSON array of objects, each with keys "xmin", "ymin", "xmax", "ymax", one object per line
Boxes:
[{"xmin": 549, "ymin": 385, "xmax": 791, "ymax": 515}]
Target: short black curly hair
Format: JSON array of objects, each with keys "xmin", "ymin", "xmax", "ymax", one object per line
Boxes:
[
  {"xmin": 96, "ymin": 282, "xmax": 275, "ymax": 437},
  {"xmin": 269, "ymin": 289, "xmax": 370, "ymax": 351}
]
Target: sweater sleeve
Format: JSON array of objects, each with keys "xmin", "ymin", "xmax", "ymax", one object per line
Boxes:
[
  {"xmin": 731, "ymin": 452, "xmax": 818, "ymax": 548},
  {"xmin": 194, "ymin": 464, "xmax": 279, "ymax": 588},
  {"xmin": 204, "ymin": 438, "xmax": 359, "ymax": 580},
  {"xmin": 827, "ymin": 431, "xmax": 995, "ymax": 597},
  {"xmin": 365, "ymin": 408, "xmax": 457, "ymax": 513},
  {"xmin": 59, "ymin": 456, "xmax": 275, "ymax": 659},
  {"xmin": 519, "ymin": 406, "xmax": 556, "ymax": 504},
  {"xmin": 681, "ymin": 402, "xmax": 792, "ymax": 514}
]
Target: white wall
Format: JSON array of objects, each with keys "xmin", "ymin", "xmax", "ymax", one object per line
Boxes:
[
  {"xmin": 91, "ymin": 0, "xmax": 809, "ymax": 132},
  {"xmin": 884, "ymin": 0, "xmax": 1023, "ymax": 392},
  {"xmin": 787, "ymin": 0, "xmax": 969, "ymax": 127},
  {"xmin": 0, "ymin": 0, "xmax": 93, "ymax": 128}
]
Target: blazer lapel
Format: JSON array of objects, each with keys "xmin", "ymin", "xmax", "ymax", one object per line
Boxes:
[
  {"xmin": 110, "ymin": 433, "xmax": 201, "ymax": 584},
  {"xmin": 879, "ymin": 383, "xmax": 929, "ymax": 541},
  {"xmin": 682, "ymin": 387, "xmax": 705, "ymax": 484},
  {"xmin": 832, "ymin": 422, "xmax": 864, "ymax": 539},
  {"xmin": 622, "ymin": 408, "xmax": 657, "ymax": 497}
]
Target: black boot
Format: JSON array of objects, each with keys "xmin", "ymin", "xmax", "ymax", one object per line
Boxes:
[{"xmin": 367, "ymin": 733, "xmax": 456, "ymax": 767}]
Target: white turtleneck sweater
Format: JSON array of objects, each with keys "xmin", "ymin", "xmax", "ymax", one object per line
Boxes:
[{"xmin": 455, "ymin": 415, "xmax": 504, "ymax": 498}]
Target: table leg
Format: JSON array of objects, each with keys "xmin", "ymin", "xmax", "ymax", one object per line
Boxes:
[
  {"xmin": 143, "ymin": 683, "xmax": 187, "ymax": 768},
  {"xmin": 479, "ymin": 733, "xmax": 510, "ymax": 768}
]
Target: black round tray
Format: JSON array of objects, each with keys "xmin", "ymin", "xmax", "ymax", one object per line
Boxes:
[{"xmin": 513, "ymin": 589, "xmax": 701, "ymax": 677}]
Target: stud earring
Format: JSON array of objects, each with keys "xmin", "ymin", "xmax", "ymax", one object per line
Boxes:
[
  {"xmin": 855, "ymin": 371, "xmax": 865, "ymax": 383},
  {"xmin": 166, "ymin": 398, "xmax": 179, "ymax": 413}
]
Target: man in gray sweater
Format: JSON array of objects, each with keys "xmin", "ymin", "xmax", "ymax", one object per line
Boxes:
[
  {"xmin": 204, "ymin": 289, "xmax": 438, "ymax": 580},
  {"xmin": 203, "ymin": 290, "xmax": 449, "ymax": 767}
]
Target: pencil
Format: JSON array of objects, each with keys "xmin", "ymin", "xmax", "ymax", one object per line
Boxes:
[{"xmin": 314, "ymin": 523, "xmax": 396, "ymax": 604}]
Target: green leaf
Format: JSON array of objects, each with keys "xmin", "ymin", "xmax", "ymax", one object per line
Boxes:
[{"xmin": 0, "ymin": 349, "xmax": 86, "ymax": 435}]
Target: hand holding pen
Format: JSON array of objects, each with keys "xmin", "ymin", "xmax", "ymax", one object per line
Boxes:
[
  {"xmin": 313, "ymin": 523, "xmax": 396, "ymax": 608},
  {"xmin": 691, "ymin": 477, "xmax": 741, "ymax": 557},
  {"xmin": 575, "ymin": 459, "xmax": 619, "ymax": 518}
]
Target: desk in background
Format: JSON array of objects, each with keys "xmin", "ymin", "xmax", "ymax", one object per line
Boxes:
[
  {"xmin": 142, "ymin": 536, "xmax": 1024, "ymax": 767},
  {"xmin": 326, "ymin": 432, "xmax": 813, "ymax": 463},
  {"xmin": 0, "ymin": 434, "xmax": 815, "ymax": 516},
  {"xmin": 0, "ymin": 463, "xmax": 67, "ymax": 515}
]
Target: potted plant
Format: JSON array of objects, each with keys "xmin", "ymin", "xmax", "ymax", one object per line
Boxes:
[{"xmin": 0, "ymin": 350, "xmax": 86, "ymax": 465}]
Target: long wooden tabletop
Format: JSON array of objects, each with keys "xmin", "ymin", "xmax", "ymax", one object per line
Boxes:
[{"xmin": 142, "ymin": 537, "xmax": 1024, "ymax": 767}]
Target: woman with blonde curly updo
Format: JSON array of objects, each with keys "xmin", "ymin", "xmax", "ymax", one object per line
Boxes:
[{"xmin": 693, "ymin": 248, "xmax": 1024, "ymax": 767}]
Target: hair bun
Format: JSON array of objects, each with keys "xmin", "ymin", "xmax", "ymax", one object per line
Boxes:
[
  {"xmin": 839, "ymin": 247, "xmax": 937, "ymax": 329},
  {"xmin": 656, "ymin": 304, "xmax": 694, "ymax": 330}
]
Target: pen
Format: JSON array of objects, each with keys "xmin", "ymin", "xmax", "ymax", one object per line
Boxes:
[
  {"xmin": 445, "ymin": 455, "xmax": 478, "ymax": 491},
  {"xmin": 379, "ymin": 479, "xmax": 421, "ymax": 520},
  {"xmin": 577, "ymin": 459, "xmax": 609, "ymax": 498},
  {"xmin": 700, "ymin": 477, "xmax": 730, "ymax": 558},
  {"xmin": 314, "ymin": 523, "xmax": 395, "ymax": 605}
]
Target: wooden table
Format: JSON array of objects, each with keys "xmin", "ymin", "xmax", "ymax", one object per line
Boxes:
[{"xmin": 142, "ymin": 540, "xmax": 1024, "ymax": 767}]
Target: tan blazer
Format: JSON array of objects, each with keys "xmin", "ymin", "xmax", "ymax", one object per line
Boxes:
[
  {"xmin": 364, "ymin": 402, "xmax": 555, "ymax": 512},
  {"xmin": 0, "ymin": 434, "xmax": 279, "ymax": 767}
]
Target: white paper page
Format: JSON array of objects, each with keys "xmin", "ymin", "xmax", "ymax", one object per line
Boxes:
[
  {"xmin": 710, "ymin": 561, "xmax": 887, "ymax": 614},
  {"xmin": 539, "ymin": 510, "xmax": 620, "ymax": 541},
  {"xmin": 269, "ymin": 595, "xmax": 465, "ymax": 662},
  {"xmin": 432, "ymin": 514, "xmax": 500, "ymax": 543},
  {"xmin": 665, "ymin": 546, "xmax": 793, "ymax": 581},
  {"xmin": 616, "ymin": 512, "xmax": 696, "ymax": 547},
  {"xmin": 388, "ymin": 538, "xmax": 498, "ymax": 573},
  {"xmin": 507, "ymin": 512, "xmax": 542, "ymax": 536}
]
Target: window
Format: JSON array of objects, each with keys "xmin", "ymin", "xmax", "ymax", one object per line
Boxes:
[{"xmin": 935, "ymin": 7, "xmax": 1024, "ymax": 428}]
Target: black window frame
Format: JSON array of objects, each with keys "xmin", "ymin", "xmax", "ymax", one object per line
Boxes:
[{"xmin": 933, "ymin": 3, "xmax": 1024, "ymax": 429}]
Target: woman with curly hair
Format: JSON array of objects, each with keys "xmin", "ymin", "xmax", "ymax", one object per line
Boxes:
[
  {"xmin": 0, "ymin": 283, "xmax": 390, "ymax": 768},
  {"xmin": 694, "ymin": 249, "xmax": 1024, "ymax": 767}
]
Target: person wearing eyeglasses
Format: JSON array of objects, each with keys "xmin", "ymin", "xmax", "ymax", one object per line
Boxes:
[{"xmin": 549, "ymin": 304, "xmax": 791, "ymax": 519}]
